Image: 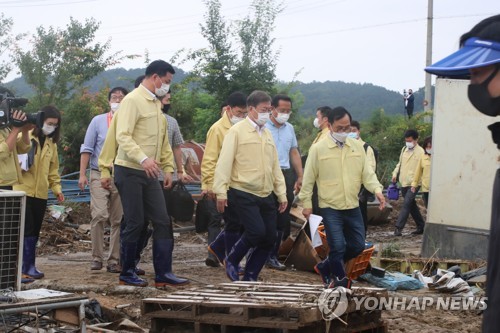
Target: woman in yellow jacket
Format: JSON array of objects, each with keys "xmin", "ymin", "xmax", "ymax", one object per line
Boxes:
[
  {"xmin": 14, "ymin": 105, "xmax": 64, "ymax": 280},
  {"xmin": 411, "ymin": 136, "xmax": 432, "ymax": 208}
]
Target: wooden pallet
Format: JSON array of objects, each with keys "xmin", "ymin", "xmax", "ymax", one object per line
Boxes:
[{"xmin": 142, "ymin": 281, "xmax": 388, "ymax": 333}]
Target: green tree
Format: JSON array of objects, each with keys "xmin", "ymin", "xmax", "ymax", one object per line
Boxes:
[
  {"xmin": 175, "ymin": 0, "xmax": 283, "ymax": 138},
  {"xmin": 12, "ymin": 17, "xmax": 123, "ymax": 109},
  {"xmin": 59, "ymin": 88, "xmax": 108, "ymax": 174},
  {"xmin": 0, "ymin": 13, "xmax": 22, "ymax": 83}
]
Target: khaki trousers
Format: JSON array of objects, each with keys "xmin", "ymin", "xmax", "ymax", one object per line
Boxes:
[{"xmin": 90, "ymin": 170, "xmax": 122, "ymax": 265}]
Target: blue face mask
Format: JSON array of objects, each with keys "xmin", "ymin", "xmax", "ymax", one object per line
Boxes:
[{"xmin": 347, "ymin": 132, "xmax": 358, "ymax": 139}]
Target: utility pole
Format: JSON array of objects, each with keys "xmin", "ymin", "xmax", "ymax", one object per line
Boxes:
[{"xmin": 424, "ymin": 0, "xmax": 433, "ymax": 112}]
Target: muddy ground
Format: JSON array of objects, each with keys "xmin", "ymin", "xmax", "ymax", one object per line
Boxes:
[{"xmin": 16, "ymin": 198, "xmax": 484, "ymax": 332}]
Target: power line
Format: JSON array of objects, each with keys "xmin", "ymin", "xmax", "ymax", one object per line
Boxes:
[
  {"xmin": 0, "ymin": 0, "xmax": 96, "ymax": 7},
  {"xmin": 276, "ymin": 13, "xmax": 497, "ymax": 40}
]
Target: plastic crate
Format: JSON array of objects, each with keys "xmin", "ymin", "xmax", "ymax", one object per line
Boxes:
[
  {"xmin": 315, "ymin": 225, "xmax": 375, "ymax": 279},
  {"xmin": 346, "ymin": 246, "xmax": 375, "ymax": 280}
]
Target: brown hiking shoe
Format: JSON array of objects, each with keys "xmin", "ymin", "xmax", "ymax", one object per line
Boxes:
[
  {"xmin": 90, "ymin": 261, "xmax": 102, "ymax": 270},
  {"xmin": 106, "ymin": 263, "xmax": 122, "ymax": 273}
]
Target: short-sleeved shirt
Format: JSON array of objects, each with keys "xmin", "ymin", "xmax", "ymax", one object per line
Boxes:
[
  {"xmin": 159, "ymin": 113, "xmax": 184, "ymax": 181},
  {"xmin": 265, "ymin": 121, "xmax": 298, "ymax": 169},
  {"xmin": 165, "ymin": 114, "xmax": 184, "ymax": 148},
  {"xmin": 80, "ymin": 113, "xmax": 111, "ymax": 170}
]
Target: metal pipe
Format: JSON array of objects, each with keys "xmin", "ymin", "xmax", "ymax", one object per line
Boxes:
[{"xmin": 0, "ymin": 299, "xmax": 89, "ymax": 332}]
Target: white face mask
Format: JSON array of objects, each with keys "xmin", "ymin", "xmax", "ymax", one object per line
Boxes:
[
  {"xmin": 331, "ymin": 131, "xmax": 349, "ymax": 143},
  {"xmin": 155, "ymin": 80, "xmax": 170, "ymax": 97},
  {"xmin": 230, "ymin": 115, "xmax": 244, "ymax": 125},
  {"xmin": 274, "ymin": 113, "xmax": 290, "ymax": 124},
  {"xmin": 406, "ymin": 141, "xmax": 415, "ymax": 149},
  {"xmin": 254, "ymin": 112, "xmax": 270, "ymax": 126},
  {"xmin": 313, "ymin": 118, "xmax": 321, "ymax": 128},
  {"xmin": 42, "ymin": 124, "xmax": 56, "ymax": 136},
  {"xmin": 426, "ymin": 148, "xmax": 432, "ymax": 155},
  {"xmin": 110, "ymin": 102, "xmax": 120, "ymax": 113},
  {"xmin": 347, "ymin": 132, "xmax": 358, "ymax": 139}
]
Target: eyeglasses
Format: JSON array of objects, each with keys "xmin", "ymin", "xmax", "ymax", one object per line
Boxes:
[
  {"xmin": 230, "ymin": 107, "xmax": 248, "ymax": 118},
  {"xmin": 332, "ymin": 125, "xmax": 352, "ymax": 133},
  {"xmin": 254, "ymin": 107, "xmax": 274, "ymax": 114},
  {"xmin": 110, "ymin": 95, "xmax": 124, "ymax": 102}
]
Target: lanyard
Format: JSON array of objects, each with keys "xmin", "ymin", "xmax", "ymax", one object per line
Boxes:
[{"xmin": 107, "ymin": 112, "xmax": 113, "ymax": 128}]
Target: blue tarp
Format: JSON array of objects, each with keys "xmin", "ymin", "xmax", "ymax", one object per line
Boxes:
[{"xmin": 360, "ymin": 272, "xmax": 424, "ymax": 291}]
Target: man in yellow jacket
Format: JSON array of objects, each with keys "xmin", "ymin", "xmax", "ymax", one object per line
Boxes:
[
  {"xmin": 312, "ymin": 106, "xmax": 332, "ymax": 144},
  {"xmin": 201, "ymin": 92, "xmax": 248, "ymax": 268},
  {"xmin": 300, "ymin": 106, "xmax": 385, "ymax": 288},
  {"xmin": 392, "ymin": 129, "xmax": 425, "ymax": 236},
  {"xmin": 99, "ymin": 60, "xmax": 188, "ymax": 287},
  {"xmin": 411, "ymin": 136, "xmax": 432, "ymax": 208},
  {"xmin": 213, "ymin": 90, "xmax": 287, "ymax": 282}
]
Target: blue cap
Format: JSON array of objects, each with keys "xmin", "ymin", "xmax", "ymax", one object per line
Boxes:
[{"xmin": 425, "ymin": 37, "xmax": 500, "ymax": 77}]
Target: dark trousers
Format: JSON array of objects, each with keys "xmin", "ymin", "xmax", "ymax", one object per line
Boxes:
[
  {"xmin": 228, "ymin": 188, "xmax": 277, "ymax": 250},
  {"xmin": 422, "ymin": 192, "xmax": 429, "ymax": 208},
  {"xmin": 406, "ymin": 106, "xmax": 414, "ymax": 118},
  {"xmin": 114, "ymin": 165, "xmax": 172, "ymax": 243},
  {"xmin": 205, "ymin": 198, "xmax": 223, "ymax": 246},
  {"xmin": 276, "ymin": 169, "xmax": 295, "ymax": 240},
  {"xmin": 395, "ymin": 186, "xmax": 425, "ymax": 230},
  {"xmin": 223, "ymin": 196, "xmax": 241, "ymax": 233},
  {"xmin": 359, "ymin": 199, "xmax": 368, "ymax": 235},
  {"xmin": 0, "ymin": 186, "xmax": 13, "ymax": 190},
  {"xmin": 24, "ymin": 196, "xmax": 48, "ymax": 237},
  {"xmin": 483, "ymin": 169, "xmax": 500, "ymax": 333}
]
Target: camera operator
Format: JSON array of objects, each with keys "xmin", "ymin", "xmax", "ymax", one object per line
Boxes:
[
  {"xmin": 0, "ymin": 110, "xmax": 33, "ymax": 190},
  {"xmin": 14, "ymin": 105, "xmax": 64, "ymax": 281}
]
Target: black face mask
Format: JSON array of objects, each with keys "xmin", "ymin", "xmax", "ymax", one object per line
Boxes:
[
  {"xmin": 162, "ymin": 104, "xmax": 170, "ymax": 113},
  {"xmin": 467, "ymin": 65, "xmax": 500, "ymax": 117}
]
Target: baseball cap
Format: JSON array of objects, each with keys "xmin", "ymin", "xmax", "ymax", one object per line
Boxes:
[{"xmin": 425, "ymin": 37, "xmax": 500, "ymax": 77}]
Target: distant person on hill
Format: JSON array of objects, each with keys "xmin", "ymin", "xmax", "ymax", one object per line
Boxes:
[{"xmin": 404, "ymin": 89, "xmax": 415, "ymax": 118}]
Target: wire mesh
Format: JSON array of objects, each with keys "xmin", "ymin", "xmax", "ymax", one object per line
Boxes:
[{"xmin": 0, "ymin": 191, "xmax": 25, "ymax": 291}]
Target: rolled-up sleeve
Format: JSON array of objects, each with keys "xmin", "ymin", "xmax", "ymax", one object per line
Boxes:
[{"xmin": 80, "ymin": 118, "xmax": 97, "ymax": 155}]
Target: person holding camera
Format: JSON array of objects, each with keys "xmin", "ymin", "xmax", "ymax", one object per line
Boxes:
[
  {"xmin": 0, "ymin": 110, "xmax": 32, "ymax": 189},
  {"xmin": 14, "ymin": 105, "xmax": 64, "ymax": 281},
  {"xmin": 404, "ymin": 89, "xmax": 415, "ymax": 118}
]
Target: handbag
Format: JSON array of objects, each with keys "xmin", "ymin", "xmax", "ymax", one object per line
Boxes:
[
  {"xmin": 387, "ymin": 182, "xmax": 400, "ymax": 201},
  {"xmin": 167, "ymin": 182, "xmax": 195, "ymax": 222}
]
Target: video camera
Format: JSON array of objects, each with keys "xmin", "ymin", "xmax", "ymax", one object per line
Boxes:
[{"xmin": 0, "ymin": 89, "xmax": 44, "ymax": 129}]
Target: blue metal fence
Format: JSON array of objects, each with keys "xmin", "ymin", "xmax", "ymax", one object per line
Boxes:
[{"xmin": 47, "ymin": 170, "xmax": 202, "ymax": 205}]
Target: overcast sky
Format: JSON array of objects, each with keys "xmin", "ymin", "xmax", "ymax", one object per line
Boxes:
[{"xmin": 2, "ymin": 0, "xmax": 499, "ymax": 92}]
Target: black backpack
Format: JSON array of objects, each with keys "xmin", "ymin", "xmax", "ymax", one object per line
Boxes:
[{"xmin": 167, "ymin": 182, "xmax": 195, "ymax": 222}]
